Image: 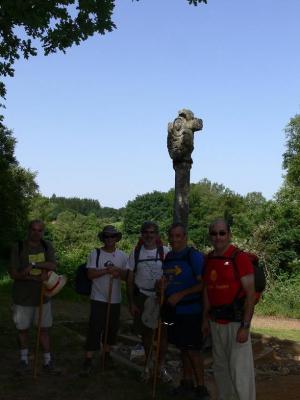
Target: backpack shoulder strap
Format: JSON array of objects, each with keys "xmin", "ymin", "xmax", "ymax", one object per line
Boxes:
[
  {"xmin": 96, "ymin": 248, "xmax": 101, "ymax": 268},
  {"xmin": 18, "ymin": 240, "xmax": 23, "ymax": 255},
  {"xmin": 41, "ymin": 239, "xmax": 48, "ymax": 251},
  {"xmin": 157, "ymin": 245, "xmax": 165, "ymax": 262}
]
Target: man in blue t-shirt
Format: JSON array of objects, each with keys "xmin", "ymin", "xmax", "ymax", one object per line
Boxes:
[{"xmin": 162, "ymin": 222, "xmax": 209, "ymax": 399}]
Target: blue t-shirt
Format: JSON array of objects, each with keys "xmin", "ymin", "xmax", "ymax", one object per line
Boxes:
[{"xmin": 162, "ymin": 247, "xmax": 204, "ymax": 315}]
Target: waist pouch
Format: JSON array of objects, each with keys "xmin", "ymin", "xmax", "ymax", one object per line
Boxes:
[{"xmin": 210, "ymin": 297, "xmax": 245, "ymax": 322}]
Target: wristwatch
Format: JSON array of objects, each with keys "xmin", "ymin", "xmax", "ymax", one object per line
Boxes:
[{"xmin": 240, "ymin": 321, "xmax": 251, "ymax": 329}]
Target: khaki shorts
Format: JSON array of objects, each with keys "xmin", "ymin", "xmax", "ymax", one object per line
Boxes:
[{"xmin": 13, "ymin": 303, "xmax": 53, "ymax": 330}]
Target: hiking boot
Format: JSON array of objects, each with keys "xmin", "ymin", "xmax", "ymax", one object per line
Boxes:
[
  {"xmin": 103, "ymin": 353, "xmax": 116, "ymax": 369},
  {"xmin": 140, "ymin": 366, "xmax": 152, "ymax": 382},
  {"xmin": 169, "ymin": 380, "xmax": 194, "ymax": 398},
  {"xmin": 193, "ymin": 385, "xmax": 210, "ymax": 399},
  {"xmin": 159, "ymin": 366, "xmax": 173, "ymax": 383},
  {"xmin": 79, "ymin": 358, "xmax": 93, "ymax": 377},
  {"xmin": 43, "ymin": 361, "xmax": 61, "ymax": 376},
  {"xmin": 15, "ymin": 360, "xmax": 30, "ymax": 376}
]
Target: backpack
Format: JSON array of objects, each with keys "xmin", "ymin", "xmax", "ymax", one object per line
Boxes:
[
  {"xmin": 164, "ymin": 246, "xmax": 197, "ymax": 279},
  {"xmin": 206, "ymin": 249, "xmax": 266, "ymax": 322},
  {"xmin": 134, "ymin": 238, "xmax": 165, "ymax": 272},
  {"xmin": 75, "ymin": 248, "xmax": 100, "ymax": 295},
  {"xmin": 161, "ymin": 246, "xmax": 202, "ymax": 314},
  {"xmin": 207, "ymin": 249, "xmax": 266, "ymax": 303},
  {"xmin": 18, "ymin": 239, "xmax": 48, "ymax": 254}
]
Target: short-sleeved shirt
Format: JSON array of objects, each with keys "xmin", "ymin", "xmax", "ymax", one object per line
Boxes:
[
  {"xmin": 126, "ymin": 245, "xmax": 169, "ymax": 296},
  {"xmin": 10, "ymin": 240, "xmax": 56, "ymax": 306},
  {"xmin": 162, "ymin": 247, "xmax": 205, "ymax": 315},
  {"xmin": 87, "ymin": 248, "xmax": 128, "ymax": 304},
  {"xmin": 204, "ymin": 244, "xmax": 254, "ymax": 307}
]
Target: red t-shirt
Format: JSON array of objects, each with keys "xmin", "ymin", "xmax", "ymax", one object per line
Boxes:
[{"xmin": 204, "ymin": 244, "xmax": 254, "ymax": 307}]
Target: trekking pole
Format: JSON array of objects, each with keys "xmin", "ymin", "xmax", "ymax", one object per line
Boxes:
[
  {"xmin": 152, "ymin": 281, "xmax": 164, "ymax": 399},
  {"xmin": 144, "ymin": 327, "xmax": 156, "ymax": 379},
  {"xmin": 101, "ymin": 275, "xmax": 114, "ymax": 372},
  {"xmin": 33, "ymin": 283, "xmax": 45, "ymax": 378}
]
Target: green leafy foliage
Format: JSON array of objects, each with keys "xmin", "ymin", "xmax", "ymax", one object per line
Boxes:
[
  {"xmin": 123, "ymin": 190, "xmax": 173, "ymax": 238},
  {"xmin": 0, "ymin": 0, "xmax": 116, "ymax": 98},
  {"xmin": 0, "ymin": 118, "xmax": 37, "ymax": 255},
  {"xmin": 283, "ymin": 114, "xmax": 300, "ymax": 187}
]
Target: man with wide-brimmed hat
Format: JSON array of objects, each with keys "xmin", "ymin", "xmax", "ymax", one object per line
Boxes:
[
  {"xmin": 81, "ymin": 225, "xmax": 128, "ymax": 375},
  {"xmin": 9, "ymin": 219, "xmax": 58, "ymax": 374}
]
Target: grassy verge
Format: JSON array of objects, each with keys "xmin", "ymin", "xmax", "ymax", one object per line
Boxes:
[{"xmin": 252, "ymin": 326, "xmax": 300, "ymax": 342}]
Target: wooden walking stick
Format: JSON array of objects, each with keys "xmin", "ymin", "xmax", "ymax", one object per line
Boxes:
[
  {"xmin": 152, "ymin": 280, "xmax": 164, "ymax": 399},
  {"xmin": 33, "ymin": 283, "xmax": 45, "ymax": 378},
  {"xmin": 101, "ymin": 275, "xmax": 114, "ymax": 371}
]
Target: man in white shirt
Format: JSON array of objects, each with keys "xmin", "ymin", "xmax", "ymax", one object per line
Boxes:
[
  {"xmin": 82, "ymin": 225, "xmax": 128, "ymax": 374},
  {"xmin": 126, "ymin": 221, "xmax": 171, "ymax": 382}
]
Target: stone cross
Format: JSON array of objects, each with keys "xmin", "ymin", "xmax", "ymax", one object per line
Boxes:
[{"xmin": 167, "ymin": 109, "xmax": 203, "ymax": 228}]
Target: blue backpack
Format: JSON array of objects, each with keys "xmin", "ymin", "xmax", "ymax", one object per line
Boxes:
[{"xmin": 75, "ymin": 248, "xmax": 100, "ymax": 295}]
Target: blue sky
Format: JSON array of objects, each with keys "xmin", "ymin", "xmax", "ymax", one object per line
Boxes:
[{"xmin": 3, "ymin": 0, "xmax": 300, "ymax": 208}]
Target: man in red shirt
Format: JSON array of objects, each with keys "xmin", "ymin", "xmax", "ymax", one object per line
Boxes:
[{"xmin": 203, "ymin": 219, "xmax": 256, "ymax": 400}]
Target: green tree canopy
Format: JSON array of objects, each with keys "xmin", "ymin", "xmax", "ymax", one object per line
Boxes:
[
  {"xmin": 283, "ymin": 114, "xmax": 300, "ymax": 187},
  {"xmin": 0, "ymin": 118, "xmax": 37, "ymax": 254}
]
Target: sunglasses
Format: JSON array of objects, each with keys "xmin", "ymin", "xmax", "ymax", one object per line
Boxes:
[
  {"xmin": 209, "ymin": 231, "xmax": 227, "ymax": 237},
  {"xmin": 142, "ymin": 230, "xmax": 156, "ymax": 235},
  {"xmin": 103, "ymin": 234, "xmax": 118, "ymax": 239}
]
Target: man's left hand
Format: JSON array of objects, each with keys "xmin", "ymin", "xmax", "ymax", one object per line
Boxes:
[
  {"xmin": 236, "ymin": 327, "xmax": 250, "ymax": 343},
  {"xmin": 167, "ymin": 292, "xmax": 184, "ymax": 306}
]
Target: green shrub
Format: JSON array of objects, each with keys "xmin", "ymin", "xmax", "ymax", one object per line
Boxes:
[{"xmin": 256, "ymin": 272, "xmax": 300, "ymax": 318}]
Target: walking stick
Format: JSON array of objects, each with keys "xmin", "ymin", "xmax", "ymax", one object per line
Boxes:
[
  {"xmin": 152, "ymin": 281, "xmax": 164, "ymax": 399},
  {"xmin": 33, "ymin": 283, "xmax": 45, "ymax": 378},
  {"xmin": 101, "ymin": 275, "xmax": 114, "ymax": 371}
]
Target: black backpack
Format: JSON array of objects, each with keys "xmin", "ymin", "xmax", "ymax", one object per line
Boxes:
[
  {"xmin": 133, "ymin": 239, "xmax": 165, "ymax": 272},
  {"xmin": 75, "ymin": 248, "xmax": 100, "ymax": 295}
]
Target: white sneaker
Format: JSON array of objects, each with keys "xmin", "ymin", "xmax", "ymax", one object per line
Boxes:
[{"xmin": 159, "ymin": 366, "xmax": 173, "ymax": 383}]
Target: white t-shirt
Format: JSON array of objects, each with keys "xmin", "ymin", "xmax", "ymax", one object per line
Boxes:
[
  {"xmin": 87, "ymin": 248, "xmax": 128, "ymax": 304},
  {"xmin": 126, "ymin": 245, "xmax": 169, "ymax": 296}
]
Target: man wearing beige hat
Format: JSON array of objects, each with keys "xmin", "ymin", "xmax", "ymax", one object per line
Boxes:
[
  {"xmin": 9, "ymin": 219, "xmax": 58, "ymax": 374},
  {"xmin": 81, "ymin": 225, "xmax": 128, "ymax": 375}
]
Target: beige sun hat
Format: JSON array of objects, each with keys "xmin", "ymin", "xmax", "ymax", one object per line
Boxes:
[
  {"xmin": 43, "ymin": 271, "xmax": 67, "ymax": 297},
  {"xmin": 98, "ymin": 225, "xmax": 122, "ymax": 242}
]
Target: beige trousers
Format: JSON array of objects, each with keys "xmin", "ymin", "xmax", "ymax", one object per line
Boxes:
[{"xmin": 210, "ymin": 321, "xmax": 256, "ymax": 400}]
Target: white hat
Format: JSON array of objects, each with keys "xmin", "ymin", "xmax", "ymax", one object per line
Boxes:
[
  {"xmin": 44, "ymin": 271, "xmax": 67, "ymax": 297},
  {"xmin": 141, "ymin": 296, "xmax": 160, "ymax": 329}
]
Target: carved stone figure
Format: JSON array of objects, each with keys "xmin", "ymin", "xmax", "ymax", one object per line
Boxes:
[
  {"xmin": 167, "ymin": 109, "xmax": 203, "ymax": 228},
  {"xmin": 167, "ymin": 109, "xmax": 202, "ymax": 165}
]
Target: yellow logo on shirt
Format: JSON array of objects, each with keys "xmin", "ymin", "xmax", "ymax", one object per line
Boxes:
[
  {"xmin": 165, "ymin": 265, "xmax": 182, "ymax": 276},
  {"xmin": 29, "ymin": 252, "xmax": 45, "ymax": 276},
  {"xmin": 210, "ymin": 269, "xmax": 217, "ymax": 282}
]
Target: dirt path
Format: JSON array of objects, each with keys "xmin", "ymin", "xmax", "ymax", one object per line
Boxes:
[{"xmin": 252, "ymin": 315, "xmax": 300, "ymax": 330}]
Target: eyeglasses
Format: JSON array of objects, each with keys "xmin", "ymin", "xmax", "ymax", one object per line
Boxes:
[
  {"xmin": 103, "ymin": 234, "xmax": 118, "ymax": 239},
  {"xmin": 142, "ymin": 230, "xmax": 156, "ymax": 235},
  {"xmin": 209, "ymin": 231, "xmax": 227, "ymax": 237}
]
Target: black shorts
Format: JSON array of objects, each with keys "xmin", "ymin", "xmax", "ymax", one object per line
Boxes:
[
  {"xmin": 86, "ymin": 300, "xmax": 120, "ymax": 351},
  {"xmin": 166, "ymin": 313, "xmax": 203, "ymax": 351}
]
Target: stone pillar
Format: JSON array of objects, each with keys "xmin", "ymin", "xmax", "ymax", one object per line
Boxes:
[{"xmin": 167, "ymin": 109, "xmax": 203, "ymax": 228}]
